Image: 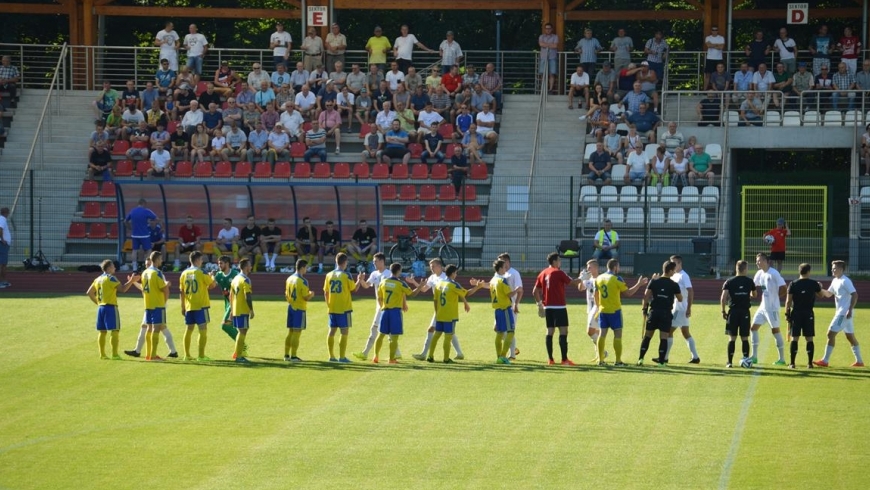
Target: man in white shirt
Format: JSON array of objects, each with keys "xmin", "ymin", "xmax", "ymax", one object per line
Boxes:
[
  {"xmin": 353, "ymin": 253, "xmax": 398, "ymax": 361},
  {"xmin": 279, "ymin": 102, "xmax": 305, "ymax": 141},
  {"xmin": 154, "ymin": 21, "xmax": 180, "ymax": 71},
  {"xmin": 0, "ymin": 207, "xmax": 11, "ymax": 288},
  {"xmin": 500, "ymin": 253, "xmax": 524, "ymax": 360},
  {"xmin": 668, "ymin": 255, "xmax": 700, "ymax": 363},
  {"xmin": 325, "ymin": 23, "xmax": 348, "ymax": 73},
  {"xmin": 266, "ymin": 123, "xmax": 291, "ymax": 164},
  {"xmin": 289, "ymin": 62, "xmax": 310, "ymax": 92},
  {"xmin": 578, "ymin": 259, "xmax": 603, "ymax": 362},
  {"xmin": 384, "ymin": 61, "xmax": 405, "ymax": 91},
  {"xmin": 375, "ymin": 101, "xmax": 397, "ymax": 134},
  {"xmin": 393, "ymin": 24, "xmax": 435, "ymax": 74},
  {"xmin": 146, "ymin": 144, "xmax": 172, "ymax": 178},
  {"xmin": 703, "ymin": 26, "xmax": 725, "ymax": 91},
  {"xmin": 294, "ymin": 84, "xmax": 318, "ymax": 120},
  {"xmin": 439, "ymin": 31, "xmax": 463, "ymax": 74},
  {"xmin": 247, "ymin": 63, "xmax": 271, "ymax": 92},
  {"xmin": 773, "ymin": 27, "xmax": 797, "ymax": 74},
  {"xmin": 750, "ymin": 253, "xmax": 787, "ymax": 364},
  {"xmin": 751, "ymin": 63, "xmax": 776, "ymax": 92},
  {"xmin": 624, "ymin": 144, "xmax": 649, "ymax": 184},
  {"xmin": 412, "ymin": 258, "xmax": 464, "ymax": 360},
  {"xmin": 269, "ymin": 22, "xmax": 293, "ymax": 70},
  {"xmin": 568, "ymin": 65, "xmax": 590, "ymax": 109},
  {"xmin": 416, "ymin": 102, "xmax": 444, "ymax": 141},
  {"xmin": 182, "ymin": 24, "xmax": 208, "ymax": 80},
  {"xmin": 475, "ymin": 103, "xmax": 498, "ymax": 150},
  {"xmin": 216, "ymin": 218, "xmax": 240, "ymax": 256},
  {"xmin": 814, "ymin": 260, "xmax": 864, "ymax": 367},
  {"xmin": 181, "ymin": 100, "xmax": 203, "ymax": 134}
]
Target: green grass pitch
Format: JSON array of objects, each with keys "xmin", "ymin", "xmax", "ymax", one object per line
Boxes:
[{"xmin": 1, "ymin": 294, "xmax": 868, "ymax": 489}]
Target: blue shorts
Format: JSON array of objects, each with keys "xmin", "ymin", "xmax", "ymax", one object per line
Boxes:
[
  {"xmin": 233, "ymin": 314, "xmax": 250, "ymax": 329},
  {"xmin": 494, "ymin": 308, "xmax": 516, "ymax": 333},
  {"xmin": 298, "ymin": 244, "xmax": 314, "ymax": 254},
  {"xmin": 539, "ymin": 57, "xmax": 557, "ymax": 75},
  {"xmin": 132, "ymin": 236, "xmax": 152, "ymax": 251},
  {"xmin": 96, "ymin": 305, "xmax": 120, "ymax": 331},
  {"xmin": 145, "ymin": 308, "xmax": 165, "ymax": 325},
  {"xmin": 435, "ymin": 320, "xmax": 456, "ymax": 334},
  {"xmin": 378, "ymin": 308, "xmax": 404, "ymax": 335},
  {"xmin": 599, "ymin": 310, "xmax": 623, "ymax": 329},
  {"xmin": 186, "ymin": 55, "xmax": 203, "ymax": 75},
  {"xmin": 223, "ymin": 243, "xmax": 234, "ymax": 251},
  {"xmin": 328, "ymin": 312, "xmax": 352, "ymax": 328},
  {"xmin": 286, "ymin": 306, "xmax": 307, "ymax": 330},
  {"xmin": 184, "ymin": 308, "xmax": 210, "ymax": 326}
]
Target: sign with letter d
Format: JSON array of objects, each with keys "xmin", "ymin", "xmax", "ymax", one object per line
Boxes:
[{"xmin": 787, "ymin": 3, "xmax": 808, "ymax": 24}]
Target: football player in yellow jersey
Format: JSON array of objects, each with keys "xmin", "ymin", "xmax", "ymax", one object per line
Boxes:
[
  {"xmin": 428, "ymin": 264, "xmax": 484, "ymax": 363},
  {"xmin": 323, "ymin": 252, "xmax": 365, "ymax": 362},
  {"xmin": 470, "ymin": 259, "xmax": 520, "ymax": 364},
  {"xmin": 179, "ymin": 251, "xmax": 217, "ymax": 361},
  {"xmin": 86, "ymin": 259, "xmax": 139, "ymax": 359},
  {"xmin": 285, "ymin": 259, "xmax": 315, "ymax": 362},
  {"xmin": 125, "ymin": 257, "xmax": 178, "ymax": 359},
  {"xmin": 139, "ymin": 252, "xmax": 171, "ymax": 361},
  {"xmin": 230, "ymin": 258, "xmax": 254, "ymax": 364},
  {"xmin": 374, "ymin": 262, "xmax": 424, "ymax": 364},
  {"xmin": 594, "ymin": 259, "xmax": 648, "ymax": 366}
]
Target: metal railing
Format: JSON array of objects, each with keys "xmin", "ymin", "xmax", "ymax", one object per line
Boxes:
[{"xmin": 522, "ymin": 53, "xmax": 548, "ymax": 239}]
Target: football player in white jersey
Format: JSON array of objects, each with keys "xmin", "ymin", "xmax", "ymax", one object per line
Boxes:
[
  {"xmin": 353, "ymin": 252, "xmax": 402, "ymax": 360},
  {"xmin": 499, "ymin": 253, "xmax": 524, "ymax": 359},
  {"xmin": 750, "ymin": 253, "xmax": 787, "ymax": 364},
  {"xmin": 412, "ymin": 258, "xmax": 465, "ymax": 360},
  {"xmin": 667, "ymin": 255, "xmax": 700, "ymax": 363},
  {"xmin": 814, "ymin": 260, "xmax": 864, "ymax": 367},
  {"xmin": 577, "ymin": 259, "xmax": 606, "ymax": 362}
]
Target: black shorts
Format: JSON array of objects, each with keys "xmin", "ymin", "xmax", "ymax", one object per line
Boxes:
[
  {"xmin": 151, "ymin": 243, "xmax": 164, "ymax": 252},
  {"xmin": 789, "ymin": 312, "xmax": 815, "ymax": 337},
  {"xmin": 645, "ymin": 310, "xmax": 673, "ymax": 332},
  {"xmin": 726, "ymin": 309, "xmax": 751, "ymax": 337},
  {"xmin": 769, "ymin": 251, "xmax": 785, "ymax": 261},
  {"xmin": 545, "ymin": 308, "xmax": 569, "ymax": 329},
  {"xmin": 383, "ymin": 147, "xmax": 410, "ymax": 160},
  {"xmin": 705, "ymin": 58, "xmax": 722, "ymax": 74},
  {"xmin": 180, "ymin": 244, "xmax": 196, "ymax": 254}
]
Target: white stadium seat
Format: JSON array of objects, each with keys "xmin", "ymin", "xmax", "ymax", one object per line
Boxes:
[
  {"xmin": 782, "ymin": 111, "xmax": 802, "ymax": 126},
  {"xmin": 803, "ymin": 110, "xmax": 820, "ymax": 126},
  {"xmin": 649, "ymin": 207, "xmax": 665, "ymax": 224},
  {"xmin": 823, "ymin": 111, "xmax": 843, "ymax": 126},
  {"xmin": 626, "ymin": 207, "xmax": 645, "ymax": 224},
  {"xmin": 600, "ymin": 185, "xmax": 618, "ymax": 202},
  {"xmin": 610, "ymin": 164, "xmax": 626, "ymax": 182},
  {"xmin": 726, "ymin": 110, "xmax": 740, "ymax": 126},
  {"xmin": 860, "ymin": 187, "xmax": 870, "ymax": 203},
  {"xmin": 580, "ymin": 185, "xmax": 598, "ymax": 203},
  {"xmin": 619, "ymin": 186, "xmax": 638, "ymax": 203},
  {"xmin": 667, "ymin": 208, "xmax": 686, "ymax": 224},
  {"xmin": 643, "ymin": 186, "xmax": 659, "ymax": 202},
  {"xmin": 606, "ymin": 207, "xmax": 625, "ymax": 224},
  {"xmin": 701, "ymin": 186, "xmax": 720, "ymax": 203},
  {"xmin": 765, "ymin": 111, "xmax": 781, "ymax": 126},
  {"xmin": 644, "ymin": 143, "xmax": 659, "ymax": 161},
  {"xmin": 705, "ymin": 143, "xmax": 722, "ymax": 161},
  {"xmin": 681, "ymin": 186, "xmax": 699, "ymax": 204},
  {"xmin": 585, "ymin": 207, "xmax": 602, "ymax": 224},
  {"xmin": 660, "ymin": 186, "xmax": 679, "ymax": 202},
  {"xmin": 844, "ymin": 110, "xmax": 861, "ymax": 125},
  {"xmin": 584, "ymin": 143, "xmax": 597, "ymax": 162},
  {"xmin": 687, "ymin": 208, "xmax": 706, "ymax": 224}
]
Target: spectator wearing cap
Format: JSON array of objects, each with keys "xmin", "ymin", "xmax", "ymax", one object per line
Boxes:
[
  {"xmin": 439, "ymin": 31, "xmax": 464, "ymax": 74},
  {"xmin": 791, "ymin": 62, "xmax": 814, "ymax": 102},
  {"xmin": 213, "ymin": 61, "xmax": 237, "ymax": 97},
  {"xmin": 575, "ymin": 28, "xmax": 603, "ymax": 76},
  {"xmin": 594, "ymin": 62, "xmax": 617, "ymax": 99},
  {"xmin": 610, "ymin": 28, "xmax": 634, "ymax": 71},
  {"xmin": 325, "ymin": 23, "xmax": 347, "ymax": 73},
  {"xmin": 301, "ymin": 26, "xmax": 324, "ymax": 72},
  {"xmin": 479, "ymin": 63, "xmax": 503, "ymax": 111},
  {"xmin": 643, "ymin": 31, "xmax": 668, "ymax": 81},
  {"xmin": 270, "ymin": 22, "xmax": 293, "ymax": 70},
  {"xmin": 246, "ymin": 121, "xmax": 269, "ymax": 163},
  {"xmin": 271, "ymin": 63, "xmax": 291, "ymax": 90}
]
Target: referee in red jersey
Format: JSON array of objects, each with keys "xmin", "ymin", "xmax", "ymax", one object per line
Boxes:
[{"xmin": 533, "ymin": 252, "xmax": 584, "ymax": 365}]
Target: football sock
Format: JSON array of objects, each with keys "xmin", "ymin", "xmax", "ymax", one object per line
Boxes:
[
  {"xmin": 658, "ymin": 338, "xmax": 668, "ymax": 362},
  {"xmin": 339, "ymin": 333, "xmax": 348, "ymax": 358},
  {"xmin": 291, "ymin": 330, "xmax": 302, "ymax": 357},
  {"xmin": 362, "ymin": 325, "xmax": 378, "ymax": 356},
  {"xmin": 494, "ymin": 334, "xmax": 503, "ymax": 358},
  {"xmin": 253, "ymin": 254, "xmax": 262, "ymax": 272},
  {"xmin": 221, "ymin": 323, "xmax": 238, "ymax": 340},
  {"xmin": 451, "ymin": 333, "xmax": 463, "ymax": 357},
  {"xmin": 327, "ymin": 334, "xmax": 336, "ymax": 358},
  {"xmin": 823, "ymin": 344, "xmax": 834, "ymax": 363},
  {"xmin": 741, "ymin": 339, "xmax": 750, "ymax": 359},
  {"xmin": 183, "ymin": 329, "xmax": 193, "ymax": 357},
  {"xmin": 590, "ymin": 332, "xmax": 600, "ymax": 356},
  {"xmin": 144, "ymin": 329, "xmax": 154, "ymax": 359},
  {"xmin": 443, "ymin": 333, "xmax": 453, "ymax": 360},
  {"xmin": 502, "ymin": 332, "xmax": 515, "ymax": 358},
  {"xmin": 596, "ymin": 336, "xmax": 606, "ymax": 363},
  {"xmin": 135, "ymin": 326, "xmax": 147, "ymax": 353},
  {"xmin": 773, "ymin": 332, "xmax": 785, "ymax": 361},
  {"xmin": 751, "ymin": 330, "xmax": 759, "ymax": 359},
  {"xmin": 428, "ymin": 331, "xmax": 442, "ymax": 358},
  {"xmin": 614, "ymin": 338, "xmax": 623, "ymax": 363},
  {"xmin": 558, "ymin": 334, "xmax": 568, "ymax": 361},
  {"xmin": 852, "ymin": 345, "xmax": 863, "ymax": 364},
  {"xmin": 545, "ymin": 334, "xmax": 554, "ymax": 361},
  {"xmin": 197, "ymin": 329, "xmax": 207, "ymax": 358},
  {"xmin": 285, "ymin": 331, "xmax": 293, "ymax": 357},
  {"xmin": 727, "ymin": 340, "xmax": 736, "ymax": 364},
  {"xmin": 687, "ymin": 337, "xmax": 699, "ymax": 359},
  {"xmin": 389, "ymin": 336, "xmax": 399, "ymax": 361},
  {"xmin": 639, "ymin": 336, "xmax": 651, "ymax": 360},
  {"xmin": 665, "ymin": 337, "xmax": 674, "ymax": 360},
  {"xmin": 162, "ymin": 328, "xmax": 176, "ymax": 353},
  {"xmin": 234, "ymin": 332, "xmax": 246, "ymax": 359},
  {"xmin": 110, "ymin": 330, "xmax": 119, "ymax": 357},
  {"xmin": 790, "ymin": 340, "xmax": 799, "ymax": 365},
  {"xmin": 420, "ymin": 330, "xmax": 434, "ymax": 356},
  {"xmin": 98, "ymin": 331, "xmax": 107, "ymax": 357},
  {"xmin": 806, "ymin": 340, "xmax": 814, "ymax": 364},
  {"xmin": 150, "ymin": 331, "xmax": 160, "ymax": 359},
  {"xmin": 508, "ymin": 336, "xmax": 517, "ymax": 358},
  {"xmin": 394, "ymin": 343, "xmax": 402, "ymax": 358},
  {"xmin": 374, "ymin": 333, "xmax": 386, "ymax": 359}
]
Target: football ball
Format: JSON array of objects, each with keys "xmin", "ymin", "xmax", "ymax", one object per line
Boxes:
[
  {"xmin": 763, "ymin": 234, "xmax": 775, "ymax": 245},
  {"xmin": 740, "ymin": 357, "xmax": 754, "ymax": 368}
]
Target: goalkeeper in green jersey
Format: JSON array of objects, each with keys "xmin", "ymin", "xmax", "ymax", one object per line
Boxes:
[{"xmin": 214, "ymin": 255, "xmax": 242, "ymax": 344}]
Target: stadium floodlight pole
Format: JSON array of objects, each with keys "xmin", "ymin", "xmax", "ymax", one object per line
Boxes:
[
  {"xmin": 461, "ymin": 174, "xmax": 466, "ymax": 269},
  {"xmin": 495, "ymin": 10, "xmax": 503, "ymax": 74},
  {"xmin": 726, "ymin": 0, "xmax": 733, "ymax": 64},
  {"xmin": 301, "ymin": 0, "xmax": 307, "ymax": 56}
]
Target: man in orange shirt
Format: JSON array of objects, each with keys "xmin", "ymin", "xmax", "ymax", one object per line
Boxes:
[{"xmin": 765, "ymin": 217, "xmax": 791, "ymax": 272}]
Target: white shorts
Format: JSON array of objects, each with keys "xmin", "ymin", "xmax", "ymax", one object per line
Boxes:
[
  {"xmin": 586, "ymin": 307, "xmax": 599, "ymax": 329},
  {"xmin": 671, "ymin": 305, "xmax": 689, "ymax": 327},
  {"xmin": 752, "ymin": 308, "xmax": 780, "ymax": 329},
  {"xmin": 829, "ymin": 315, "xmax": 855, "ymax": 334},
  {"xmin": 429, "ymin": 312, "xmax": 437, "ymax": 328},
  {"xmin": 371, "ymin": 305, "xmax": 384, "ymax": 327}
]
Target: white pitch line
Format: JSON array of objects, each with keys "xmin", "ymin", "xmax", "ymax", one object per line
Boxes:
[{"xmin": 717, "ymin": 364, "xmax": 762, "ymax": 490}]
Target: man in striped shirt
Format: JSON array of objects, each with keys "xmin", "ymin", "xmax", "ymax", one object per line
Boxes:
[{"xmin": 303, "ymin": 120, "xmax": 327, "ymax": 163}]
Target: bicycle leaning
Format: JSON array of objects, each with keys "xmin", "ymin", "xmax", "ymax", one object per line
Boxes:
[{"xmin": 388, "ymin": 227, "xmax": 460, "ymax": 270}]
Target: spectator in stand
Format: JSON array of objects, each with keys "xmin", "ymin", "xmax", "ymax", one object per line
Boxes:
[
  {"xmin": 0, "ymin": 56, "xmax": 20, "ymax": 102},
  {"xmin": 636, "ymin": 62, "xmax": 659, "ymax": 111},
  {"xmin": 317, "ymin": 221, "xmax": 341, "ymax": 273},
  {"xmin": 255, "ymin": 80, "xmax": 276, "ymax": 111},
  {"xmin": 855, "ymin": 60, "xmax": 870, "ymax": 103},
  {"xmin": 382, "ymin": 119, "xmax": 411, "ymax": 166},
  {"xmin": 147, "ymin": 143, "xmax": 172, "ymax": 179},
  {"xmin": 371, "ymin": 80, "xmax": 393, "ymax": 114},
  {"xmin": 732, "ymin": 62, "xmax": 753, "ymax": 104},
  {"xmin": 317, "ymin": 80, "xmax": 339, "ymax": 110},
  {"xmin": 309, "ymin": 64, "xmax": 329, "ymax": 92},
  {"xmin": 745, "ymin": 29, "xmax": 770, "ymax": 71},
  {"xmin": 346, "ymin": 63, "xmax": 367, "ymax": 97},
  {"xmin": 417, "ymin": 101, "xmax": 445, "ymax": 143},
  {"xmin": 627, "ymin": 102, "xmax": 660, "ymax": 141},
  {"xmin": 209, "ymin": 128, "xmax": 227, "ymax": 163},
  {"xmin": 174, "ymin": 216, "xmax": 202, "ymax": 271},
  {"xmin": 439, "ymin": 31, "xmax": 464, "ymax": 75},
  {"xmin": 587, "ymin": 142, "xmax": 612, "ymax": 185},
  {"xmin": 355, "ymin": 87, "xmax": 372, "ymax": 126},
  {"xmin": 361, "ymin": 128, "xmax": 384, "ymax": 164},
  {"xmin": 791, "ymin": 61, "xmax": 814, "ymax": 102},
  {"xmin": 247, "ymin": 64, "xmax": 271, "ymax": 94},
  {"xmin": 643, "ymin": 31, "xmax": 668, "ymax": 81},
  {"xmin": 266, "ymin": 123, "xmax": 290, "ymax": 164},
  {"xmin": 271, "ymin": 63, "xmax": 291, "ymax": 90},
  {"xmin": 198, "ymin": 83, "xmax": 221, "ymax": 110},
  {"xmin": 92, "ymin": 80, "xmax": 120, "ymax": 120},
  {"xmin": 771, "ymin": 62, "xmax": 793, "ymax": 108},
  {"xmin": 289, "ymin": 62, "xmax": 310, "ymax": 93},
  {"xmin": 623, "ymin": 125, "xmax": 643, "ymax": 154},
  {"xmin": 202, "ymin": 102, "xmax": 223, "ymax": 136},
  {"xmin": 449, "ymin": 144, "xmax": 469, "ymax": 193},
  {"xmin": 470, "ymin": 83, "xmax": 494, "ymax": 113},
  {"xmin": 659, "ymin": 121, "xmax": 684, "ymax": 157},
  {"xmin": 838, "ymin": 27, "xmax": 861, "ymax": 75},
  {"xmin": 238, "ymin": 216, "xmax": 263, "ymax": 271},
  {"xmin": 392, "ymin": 82, "xmax": 411, "ymax": 110},
  {"xmin": 182, "ymin": 25, "xmax": 209, "ymax": 84},
  {"xmin": 774, "ymin": 27, "xmax": 798, "ymax": 74},
  {"xmin": 243, "ymin": 101, "xmax": 261, "ymax": 132},
  {"xmin": 809, "ymin": 25, "xmax": 833, "ymax": 78},
  {"xmin": 709, "ymin": 63, "xmax": 732, "ymax": 92},
  {"xmin": 337, "ymin": 86, "xmax": 355, "ymax": 131},
  {"xmin": 594, "ymin": 62, "xmax": 617, "ymax": 99},
  {"xmin": 88, "ymin": 141, "xmax": 113, "ymax": 180},
  {"xmin": 216, "ymin": 218, "xmax": 240, "ymax": 258},
  {"xmin": 347, "ymin": 220, "xmax": 377, "ymax": 265},
  {"xmin": 223, "ymin": 121, "xmax": 248, "ymax": 161},
  {"xmin": 592, "ymin": 219, "xmax": 620, "ymax": 261},
  {"xmin": 462, "ymin": 65, "xmax": 479, "ymax": 91},
  {"xmin": 89, "ymin": 120, "xmax": 110, "ymax": 157},
  {"xmin": 452, "ymin": 87, "xmax": 473, "ymax": 122},
  {"xmin": 669, "ymin": 147, "xmax": 690, "ymax": 187},
  {"xmin": 611, "ymin": 28, "xmax": 634, "ymax": 70},
  {"xmin": 262, "ymin": 221, "xmax": 283, "ymax": 272},
  {"xmin": 294, "ymin": 84, "xmax": 318, "ymax": 120},
  {"xmin": 649, "ymin": 145, "xmax": 669, "ymax": 187},
  {"xmin": 301, "ymin": 27, "xmax": 324, "ymax": 73},
  {"xmin": 410, "ymin": 84, "xmax": 429, "ymax": 116},
  {"xmin": 141, "ymin": 82, "xmax": 159, "ymax": 114},
  {"xmin": 688, "ymin": 143, "xmax": 715, "ymax": 185},
  {"xmin": 368, "ymin": 64, "xmax": 385, "ymax": 93},
  {"xmin": 575, "ymin": 28, "xmax": 603, "ymax": 76},
  {"xmin": 164, "ymin": 94, "xmax": 178, "ymax": 122},
  {"xmin": 394, "ymin": 100, "xmax": 417, "ymax": 143},
  {"xmin": 295, "ymin": 217, "xmax": 318, "ymax": 265},
  {"xmin": 127, "ymin": 121, "xmax": 151, "ymax": 159},
  {"xmin": 430, "ymin": 85, "xmax": 452, "ymax": 119},
  {"xmin": 326, "ymin": 23, "xmax": 347, "ymax": 73},
  {"xmin": 246, "ymin": 121, "xmax": 269, "ymax": 163},
  {"xmin": 621, "ymin": 80, "xmax": 650, "ymax": 115},
  {"xmin": 375, "ymin": 100, "xmax": 397, "ymax": 134},
  {"xmin": 624, "ymin": 143, "xmax": 648, "ymax": 184},
  {"xmin": 425, "ymin": 66, "xmax": 442, "ymax": 92},
  {"xmin": 441, "ymin": 65, "xmax": 463, "ymax": 97},
  {"xmin": 269, "ymin": 21, "xmax": 293, "ymax": 70},
  {"xmin": 831, "ymin": 61, "xmax": 857, "ymax": 110},
  {"xmin": 366, "ymin": 26, "xmax": 392, "ymax": 73},
  {"xmin": 155, "ymin": 21, "xmax": 180, "ymax": 71},
  {"xmin": 751, "ymin": 62, "xmax": 775, "ymax": 97},
  {"xmin": 318, "ymin": 99, "xmax": 343, "ymax": 154},
  {"xmin": 384, "ymin": 61, "xmax": 405, "ymax": 92},
  {"xmin": 190, "ymin": 123, "xmax": 209, "ymax": 164},
  {"xmin": 475, "ymin": 103, "xmax": 498, "ymax": 152},
  {"xmin": 170, "ymin": 123, "xmax": 190, "ymax": 161},
  {"xmin": 602, "ymin": 123, "xmax": 624, "ymax": 165},
  {"xmin": 174, "ymin": 66, "xmax": 195, "ymax": 96},
  {"xmin": 568, "ymin": 65, "xmax": 590, "ymax": 110},
  {"xmin": 862, "ymin": 123, "xmax": 870, "ymax": 175},
  {"xmin": 480, "ymin": 63, "xmax": 503, "ymax": 111},
  {"xmin": 421, "ymin": 120, "xmax": 445, "ymax": 164},
  {"xmin": 303, "ymin": 120, "xmax": 328, "ymax": 163},
  {"xmin": 155, "ymin": 59, "xmax": 176, "ymax": 98},
  {"xmin": 539, "ymin": 23, "xmax": 559, "ymax": 94},
  {"xmin": 121, "ymin": 104, "xmax": 146, "ymax": 141},
  {"xmin": 697, "ymin": 91, "xmax": 723, "ymax": 127},
  {"xmin": 739, "ymin": 92, "xmax": 764, "ymax": 126},
  {"xmin": 221, "ymin": 97, "xmax": 243, "ymax": 134},
  {"xmin": 174, "ymin": 84, "xmax": 195, "ymax": 116},
  {"xmin": 329, "ymin": 61, "xmax": 348, "ymax": 90},
  {"xmin": 452, "ymin": 103, "xmax": 472, "ymax": 141},
  {"xmin": 393, "ymin": 24, "xmax": 435, "ymax": 74},
  {"xmin": 150, "ymin": 122, "xmax": 170, "ymax": 150},
  {"xmin": 684, "ymin": 136, "xmax": 698, "ymax": 158},
  {"xmin": 213, "ymin": 61, "xmax": 236, "ymax": 97},
  {"xmin": 462, "ymin": 124, "xmax": 486, "ymax": 164},
  {"xmin": 814, "ymin": 64, "xmax": 834, "ymax": 109},
  {"xmin": 616, "ymin": 63, "xmax": 641, "ymax": 99},
  {"xmin": 704, "ymin": 26, "xmax": 725, "ymax": 90}
]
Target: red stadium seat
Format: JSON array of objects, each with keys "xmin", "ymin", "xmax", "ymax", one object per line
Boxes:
[
  {"xmin": 302, "ymin": 122, "xmax": 313, "ymax": 133},
  {"xmin": 393, "ymin": 226, "xmax": 409, "ymax": 238},
  {"xmin": 174, "ymin": 160, "xmax": 193, "ymax": 177},
  {"xmin": 111, "ymin": 140, "xmax": 129, "ymax": 156},
  {"xmin": 470, "ymin": 163, "xmax": 487, "ymax": 180},
  {"xmin": 80, "ymin": 181, "xmax": 98, "ymax": 197},
  {"xmin": 440, "ymin": 227, "xmax": 452, "ymax": 243},
  {"xmin": 371, "ymin": 163, "xmax": 390, "ymax": 179},
  {"xmin": 234, "ymin": 161, "xmax": 252, "ymax": 178},
  {"xmin": 419, "ymin": 184, "xmax": 437, "ymax": 201},
  {"xmin": 82, "ymin": 201, "xmax": 101, "ymax": 218},
  {"xmin": 108, "ymin": 223, "xmax": 119, "ymax": 239},
  {"xmin": 273, "ymin": 161, "xmax": 291, "ymax": 178},
  {"xmin": 195, "ymin": 81, "xmax": 207, "ymax": 96},
  {"xmin": 166, "ymin": 121, "xmax": 179, "ymax": 133},
  {"xmin": 333, "ymin": 162, "xmax": 351, "ymax": 178},
  {"xmin": 67, "ymin": 222, "xmax": 87, "ymax": 239},
  {"xmin": 253, "ymin": 162, "xmax": 272, "ymax": 178},
  {"xmin": 416, "ymin": 227, "xmax": 430, "ymax": 241},
  {"xmin": 382, "ymin": 225, "xmax": 392, "ymax": 242},
  {"xmin": 430, "ymin": 163, "xmax": 448, "ymax": 180},
  {"xmin": 404, "ymin": 205, "xmax": 421, "ymax": 221},
  {"xmin": 443, "ymin": 205, "xmax": 461, "ymax": 221},
  {"xmin": 444, "ymin": 143, "xmax": 458, "ymax": 156},
  {"xmin": 99, "ymin": 181, "xmax": 116, "ymax": 198},
  {"xmin": 293, "ymin": 162, "xmax": 311, "ymax": 178},
  {"xmin": 359, "ymin": 123, "xmax": 371, "ymax": 139},
  {"xmin": 459, "ymin": 185, "xmax": 477, "ymax": 201},
  {"xmin": 380, "ymin": 184, "xmax": 397, "ymax": 200},
  {"xmin": 423, "ymin": 205, "xmax": 441, "ymax": 222},
  {"xmin": 114, "ymin": 160, "xmax": 134, "ymax": 177},
  {"xmin": 411, "ymin": 163, "xmax": 428, "ymax": 179},
  {"xmin": 408, "ymin": 143, "xmax": 423, "ymax": 159},
  {"xmin": 399, "ymin": 184, "xmax": 416, "ymax": 201},
  {"xmin": 438, "ymin": 123, "xmax": 454, "ymax": 139},
  {"xmin": 194, "ymin": 162, "xmax": 213, "ymax": 177},
  {"xmin": 136, "ymin": 160, "xmax": 151, "ymax": 176},
  {"xmin": 214, "ymin": 161, "xmax": 233, "ymax": 178},
  {"xmin": 353, "ymin": 163, "xmax": 370, "ymax": 179},
  {"xmin": 89, "ymin": 222, "xmax": 107, "ymax": 238},
  {"xmin": 391, "ymin": 163, "xmax": 408, "ymax": 179},
  {"xmin": 438, "ymin": 184, "xmax": 456, "ymax": 201},
  {"xmin": 103, "ymin": 202, "xmax": 118, "ymax": 219},
  {"xmin": 290, "ymin": 142, "xmax": 306, "ymax": 159},
  {"xmin": 465, "ymin": 205, "xmax": 482, "ymax": 222},
  {"xmin": 313, "ymin": 162, "xmax": 331, "ymax": 178}
]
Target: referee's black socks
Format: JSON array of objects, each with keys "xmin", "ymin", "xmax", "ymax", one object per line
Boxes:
[
  {"xmin": 807, "ymin": 340, "xmax": 815, "ymax": 364},
  {"xmin": 741, "ymin": 340, "xmax": 750, "ymax": 359},
  {"xmin": 639, "ymin": 336, "xmax": 651, "ymax": 359},
  {"xmin": 658, "ymin": 339, "xmax": 668, "ymax": 362},
  {"xmin": 727, "ymin": 340, "xmax": 735, "ymax": 364},
  {"xmin": 558, "ymin": 335, "xmax": 568, "ymax": 362},
  {"xmin": 545, "ymin": 334, "xmax": 554, "ymax": 361},
  {"xmin": 790, "ymin": 340, "xmax": 799, "ymax": 365}
]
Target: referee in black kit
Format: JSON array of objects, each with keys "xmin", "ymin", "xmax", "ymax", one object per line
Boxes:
[
  {"xmin": 784, "ymin": 263, "xmax": 824, "ymax": 369},
  {"xmin": 721, "ymin": 260, "xmax": 756, "ymax": 368}
]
